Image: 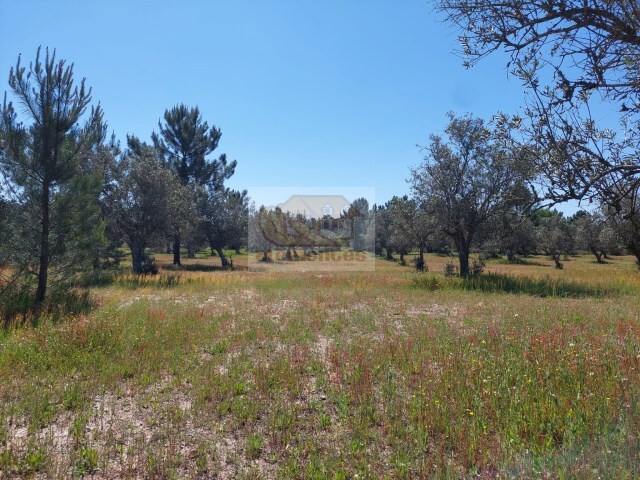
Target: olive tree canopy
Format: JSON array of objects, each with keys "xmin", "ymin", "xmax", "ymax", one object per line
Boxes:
[{"xmin": 410, "ymin": 113, "xmax": 533, "ymax": 276}]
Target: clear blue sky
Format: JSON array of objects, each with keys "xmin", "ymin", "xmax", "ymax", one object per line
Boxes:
[{"xmin": 1, "ymin": 0, "xmax": 545, "ymax": 206}]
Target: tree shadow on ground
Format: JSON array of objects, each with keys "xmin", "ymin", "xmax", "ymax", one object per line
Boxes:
[
  {"xmin": 458, "ymin": 273, "xmax": 617, "ymax": 298},
  {"xmin": 160, "ymin": 264, "xmax": 247, "ymax": 272},
  {"xmin": 1, "ymin": 287, "xmax": 93, "ymax": 329},
  {"xmin": 507, "ymin": 258, "xmax": 550, "ymax": 267}
]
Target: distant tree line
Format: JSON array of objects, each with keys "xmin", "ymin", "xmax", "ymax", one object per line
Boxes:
[
  {"xmin": 368, "ymin": 0, "xmax": 640, "ymax": 276},
  {"xmin": 375, "ymin": 111, "xmax": 640, "ymax": 275},
  {"xmin": 375, "ymin": 188, "xmax": 638, "ymax": 274},
  {"xmin": 2, "ymin": 34, "xmax": 640, "ymax": 318}
]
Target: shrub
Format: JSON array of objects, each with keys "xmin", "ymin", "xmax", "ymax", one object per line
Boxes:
[
  {"xmin": 140, "ymin": 254, "xmax": 158, "ymax": 275},
  {"xmin": 443, "ymin": 262, "xmax": 458, "ymax": 277},
  {"xmin": 0, "ymin": 283, "xmax": 35, "ymax": 326}
]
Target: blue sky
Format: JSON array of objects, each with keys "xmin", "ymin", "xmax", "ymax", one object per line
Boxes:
[{"xmin": 2, "ymin": 0, "xmax": 560, "ymax": 207}]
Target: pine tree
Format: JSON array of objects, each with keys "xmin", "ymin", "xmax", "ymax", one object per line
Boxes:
[
  {"xmin": 0, "ymin": 48, "xmax": 106, "ymax": 304},
  {"xmin": 152, "ymin": 104, "xmax": 236, "ymax": 265}
]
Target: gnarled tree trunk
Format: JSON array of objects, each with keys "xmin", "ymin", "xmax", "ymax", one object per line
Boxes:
[
  {"xmin": 130, "ymin": 241, "xmax": 145, "ymax": 274},
  {"xmin": 416, "ymin": 247, "xmax": 426, "ymax": 271},
  {"xmin": 455, "ymin": 237, "xmax": 471, "ymax": 277},
  {"xmin": 591, "ymin": 248, "xmax": 604, "ymax": 264},
  {"xmin": 216, "ymin": 247, "xmax": 228, "ymax": 267}
]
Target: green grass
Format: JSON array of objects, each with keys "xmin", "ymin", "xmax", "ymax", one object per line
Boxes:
[{"xmin": 0, "ymin": 254, "xmax": 638, "ymax": 477}]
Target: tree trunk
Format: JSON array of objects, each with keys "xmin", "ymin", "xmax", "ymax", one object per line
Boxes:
[
  {"xmin": 187, "ymin": 242, "xmax": 196, "ymax": 259},
  {"xmin": 36, "ymin": 181, "xmax": 50, "ymax": 303},
  {"xmin": 458, "ymin": 247, "xmax": 470, "ymax": 277},
  {"xmin": 591, "ymin": 248, "xmax": 604, "ymax": 264},
  {"xmin": 632, "ymin": 248, "xmax": 640, "ymax": 269},
  {"xmin": 130, "ymin": 241, "xmax": 145, "ymax": 274},
  {"xmin": 416, "ymin": 247, "xmax": 425, "ymax": 271},
  {"xmin": 216, "ymin": 247, "xmax": 229, "ymax": 267},
  {"xmin": 173, "ymin": 233, "xmax": 181, "ymax": 266},
  {"xmin": 551, "ymin": 253, "xmax": 563, "ymax": 269},
  {"xmin": 262, "ymin": 250, "xmax": 270, "ymax": 262},
  {"xmin": 386, "ymin": 248, "xmax": 393, "ymax": 260}
]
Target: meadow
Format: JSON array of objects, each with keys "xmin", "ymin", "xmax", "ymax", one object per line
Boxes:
[{"xmin": 0, "ymin": 252, "xmax": 639, "ymax": 478}]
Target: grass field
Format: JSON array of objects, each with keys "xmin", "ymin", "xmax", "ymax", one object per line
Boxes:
[{"xmin": 0, "ymin": 253, "xmax": 639, "ymax": 478}]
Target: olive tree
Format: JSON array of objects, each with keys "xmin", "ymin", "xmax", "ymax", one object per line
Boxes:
[
  {"xmin": 388, "ymin": 195, "xmax": 434, "ymax": 271},
  {"xmin": 410, "ymin": 113, "xmax": 532, "ymax": 276},
  {"xmin": 494, "ymin": 210, "xmax": 537, "ymax": 262},
  {"xmin": 536, "ymin": 212, "xmax": 575, "ymax": 269},
  {"xmin": 248, "ymin": 205, "xmax": 274, "ymax": 263},
  {"xmin": 199, "ymin": 188, "xmax": 249, "ymax": 267},
  {"xmin": 373, "ymin": 203, "xmax": 395, "ymax": 260},
  {"xmin": 573, "ymin": 211, "xmax": 608, "ymax": 263},
  {"xmin": 606, "ymin": 188, "xmax": 640, "ymax": 267},
  {"xmin": 350, "ymin": 197, "xmax": 370, "ymax": 252},
  {"xmin": 103, "ymin": 143, "xmax": 193, "ymax": 274}
]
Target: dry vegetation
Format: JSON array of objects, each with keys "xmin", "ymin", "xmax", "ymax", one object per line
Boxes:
[{"xmin": 0, "ymin": 253, "xmax": 639, "ymax": 478}]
